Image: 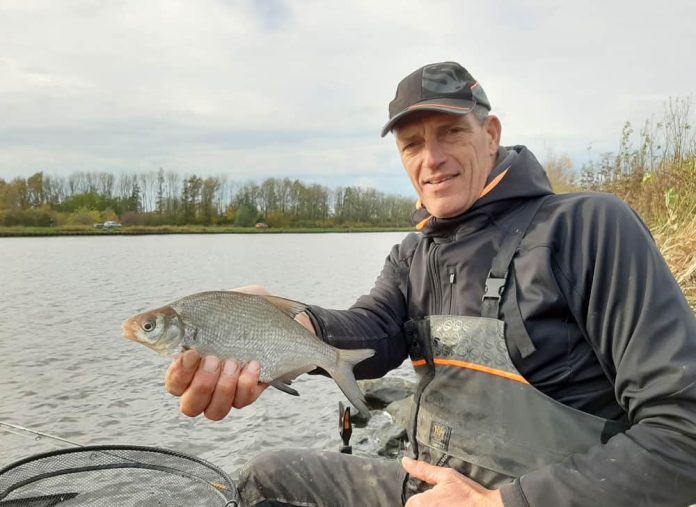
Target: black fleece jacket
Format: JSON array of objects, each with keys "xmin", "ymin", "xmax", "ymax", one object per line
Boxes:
[{"xmin": 307, "ymin": 146, "xmax": 696, "ymax": 506}]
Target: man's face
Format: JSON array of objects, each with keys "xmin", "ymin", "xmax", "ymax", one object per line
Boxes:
[{"xmin": 394, "ymin": 111, "xmax": 501, "ymax": 219}]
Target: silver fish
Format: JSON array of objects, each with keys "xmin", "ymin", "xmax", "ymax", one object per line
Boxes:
[{"xmin": 122, "ymin": 290, "xmax": 375, "ymax": 417}]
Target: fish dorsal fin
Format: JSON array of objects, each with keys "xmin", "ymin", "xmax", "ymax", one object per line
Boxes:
[{"xmin": 260, "ymin": 295, "xmax": 308, "ymax": 319}]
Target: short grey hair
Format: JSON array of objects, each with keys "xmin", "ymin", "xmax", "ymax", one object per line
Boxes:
[{"xmin": 472, "ymin": 104, "xmax": 490, "ymax": 123}]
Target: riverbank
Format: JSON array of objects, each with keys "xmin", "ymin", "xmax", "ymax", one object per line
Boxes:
[{"xmin": 0, "ymin": 225, "xmax": 414, "ymax": 237}]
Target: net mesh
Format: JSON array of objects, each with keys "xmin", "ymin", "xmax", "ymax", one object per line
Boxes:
[{"xmin": 0, "ymin": 445, "xmax": 239, "ymax": 506}]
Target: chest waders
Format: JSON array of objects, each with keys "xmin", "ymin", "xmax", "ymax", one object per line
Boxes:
[{"xmin": 403, "ymin": 197, "xmax": 628, "ymax": 495}]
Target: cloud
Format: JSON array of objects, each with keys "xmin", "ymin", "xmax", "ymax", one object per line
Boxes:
[{"xmin": 1, "ymin": 0, "xmax": 694, "ymax": 190}]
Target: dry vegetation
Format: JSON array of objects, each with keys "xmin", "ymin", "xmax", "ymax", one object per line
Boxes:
[
  {"xmin": 652, "ymin": 216, "xmax": 696, "ymax": 309},
  {"xmin": 545, "ymin": 97, "xmax": 696, "ymax": 311}
]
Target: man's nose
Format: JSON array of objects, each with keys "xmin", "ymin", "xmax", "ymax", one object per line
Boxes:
[{"xmin": 423, "ymin": 139, "xmax": 447, "ymax": 169}]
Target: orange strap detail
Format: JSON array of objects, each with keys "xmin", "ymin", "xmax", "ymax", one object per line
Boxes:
[
  {"xmin": 415, "ymin": 216, "xmax": 431, "ymax": 230},
  {"xmin": 411, "ymin": 357, "xmax": 528, "ymax": 384},
  {"xmin": 478, "ymin": 166, "xmax": 510, "ymax": 199},
  {"xmin": 407, "ymin": 103, "xmax": 473, "ymax": 112}
]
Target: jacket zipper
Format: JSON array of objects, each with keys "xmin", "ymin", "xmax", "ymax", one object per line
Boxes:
[
  {"xmin": 427, "ymin": 243, "xmax": 441, "ymax": 313},
  {"xmin": 448, "ymin": 270, "xmax": 456, "ymax": 314},
  {"xmin": 411, "ymin": 242, "xmax": 442, "ymax": 460}
]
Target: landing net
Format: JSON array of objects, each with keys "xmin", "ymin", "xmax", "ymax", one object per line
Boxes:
[{"xmin": 0, "ymin": 445, "xmax": 239, "ymax": 506}]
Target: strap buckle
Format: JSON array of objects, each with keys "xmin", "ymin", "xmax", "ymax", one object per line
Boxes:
[{"xmin": 482, "ymin": 271, "xmax": 507, "ymax": 302}]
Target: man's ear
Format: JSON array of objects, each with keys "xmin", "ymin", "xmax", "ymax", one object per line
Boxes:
[{"xmin": 485, "ymin": 115, "xmax": 502, "ymax": 156}]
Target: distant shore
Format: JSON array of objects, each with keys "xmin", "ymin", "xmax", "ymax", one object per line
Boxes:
[{"xmin": 0, "ymin": 225, "xmax": 414, "ymax": 237}]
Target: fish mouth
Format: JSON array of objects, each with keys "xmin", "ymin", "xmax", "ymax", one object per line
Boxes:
[{"xmin": 121, "ymin": 319, "xmax": 140, "ymax": 341}]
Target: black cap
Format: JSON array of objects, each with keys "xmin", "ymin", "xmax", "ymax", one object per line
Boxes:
[{"xmin": 381, "ymin": 61, "xmax": 491, "ymax": 137}]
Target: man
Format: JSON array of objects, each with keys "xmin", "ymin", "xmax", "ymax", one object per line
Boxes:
[{"xmin": 165, "ymin": 62, "xmax": 696, "ymax": 506}]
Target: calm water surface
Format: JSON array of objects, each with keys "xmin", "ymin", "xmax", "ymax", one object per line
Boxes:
[{"xmin": 0, "ymin": 232, "xmax": 414, "ymax": 473}]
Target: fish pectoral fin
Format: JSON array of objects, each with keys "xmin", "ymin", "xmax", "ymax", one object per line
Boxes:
[
  {"xmin": 259, "ymin": 295, "xmax": 308, "ymax": 318},
  {"xmin": 270, "ymin": 380, "xmax": 300, "ymax": 396}
]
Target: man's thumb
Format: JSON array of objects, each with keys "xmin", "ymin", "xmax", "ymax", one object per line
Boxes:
[{"xmin": 401, "ymin": 456, "xmax": 444, "ymax": 485}]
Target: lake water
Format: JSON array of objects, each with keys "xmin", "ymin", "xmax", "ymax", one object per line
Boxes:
[{"xmin": 0, "ymin": 232, "xmax": 414, "ymax": 475}]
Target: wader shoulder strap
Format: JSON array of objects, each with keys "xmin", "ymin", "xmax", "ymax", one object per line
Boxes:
[{"xmin": 481, "ymin": 196, "xmax": 551, "ymax": 322}]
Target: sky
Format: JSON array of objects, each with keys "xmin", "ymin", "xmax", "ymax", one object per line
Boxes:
[{"xmin": 1, "ymin": 0, "xmax": 694, "ymax": 197}]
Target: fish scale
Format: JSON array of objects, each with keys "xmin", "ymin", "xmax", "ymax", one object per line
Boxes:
[
  {"xmin": 172, "ymin": 292, "xmax": 336, "ymax": 381},
  {"xmin": 123, "ymin": 290, "xmax": 375, "ymax": 417}
]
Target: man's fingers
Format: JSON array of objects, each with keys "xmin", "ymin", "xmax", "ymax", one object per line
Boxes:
[
  {"xmin": 165, "ymin": 350, "xmax": 201, "ymax": 396},
  {"xmin": 204, "ymin": 359, "xmax": 241, "ymax": 421},
  {"xmin": 232, "ymin": 361, "xmax": 268, "ymax": 408},
  {"xmin": 404, "ymin": 489, "xmax": 435, "ymax": 507},
  {"xmin": 167, "ymin": 352, "xmax": 268, "ymax": 418},
  {"xmin": 179, "ymin": 355, "xmax": 221, "ymax": 417},
  {"xmin": 294, "ymin": 311, "xmax": 316, "ymax": 335},
  {"xmin": 402, "ymin": 456, "xmax": 452, "ymax": 486},
  {"xmin": 231, "ymin": 285, "xmax": 270, "ymax": 296},
  {"xmin": 403, "ymin": 459, "xmax": 498, "ymax": 507}
]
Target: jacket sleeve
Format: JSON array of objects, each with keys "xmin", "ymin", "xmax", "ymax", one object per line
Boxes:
[
  {"xmin": 501, "ymin": 195, "xmax": 696, "ymax": 507},
  {"xmin": 304, "ymin": 233, "xmax": 419, "ymax": 379}
]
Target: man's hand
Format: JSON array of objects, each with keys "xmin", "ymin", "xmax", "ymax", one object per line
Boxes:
[
  {"xmin": 164, "ymin": 285, "xmax": 316, "ymax": 421},
  {"xmin": 402, "ymin": 457, "xmax": 504, "ymax": 507},
  {"xmin": 165, "ymin": 351, "xmax": 268, "ymax": 420}
]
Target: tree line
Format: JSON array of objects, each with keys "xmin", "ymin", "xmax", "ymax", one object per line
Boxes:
[
  {"xmin": 4, "ymin": 97, "xmax": 692, "ymax": 231},
  {"xmin": 0, "ymin": 170, "xmax": 416, "ymax": 228}
]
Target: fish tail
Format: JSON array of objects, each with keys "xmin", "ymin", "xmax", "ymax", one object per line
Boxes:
[{"xmin": 326, "ymin": 348, "xmax": 375, "ymax": 419}]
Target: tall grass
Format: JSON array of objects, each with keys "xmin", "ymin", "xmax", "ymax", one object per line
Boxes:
[
  {"xmin": 652, "ymin": 214, "xmax": 696, "ymax": 310},
  {"xmin": 601, "ymin": 158, "xmax": 696, "ymax": 311},
  {"xmin": 561, "ymin": 97, "xmax": 696, "ymax": 311}
]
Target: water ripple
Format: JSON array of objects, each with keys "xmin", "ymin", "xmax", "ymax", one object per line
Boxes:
[{"xmin": 0, "ymin": 233, "xmax": 414, "ymax": 472}]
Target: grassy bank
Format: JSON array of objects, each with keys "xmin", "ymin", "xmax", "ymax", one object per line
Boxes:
[
  {"xmin": 652, "ymin": 217, "xmax": 696, "ymax": 311},
  {"xmin": 601, "ymin": 159, "xmax": 695, "ymax": 312},
  {"xmin": 0, "ymin": 224, "xmax": 414, "ymax": 237}
]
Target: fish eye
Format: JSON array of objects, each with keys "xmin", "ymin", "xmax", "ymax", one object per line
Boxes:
[{"xmin": 142, "ymin": 320, "xmax": 156, "ymax": 332}]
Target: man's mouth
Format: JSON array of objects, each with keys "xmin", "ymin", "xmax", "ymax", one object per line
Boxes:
[{"xmin": 424, "ymin": 174, "xmax": 457, "ymax": 186}]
